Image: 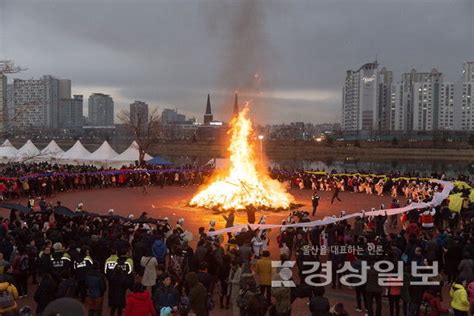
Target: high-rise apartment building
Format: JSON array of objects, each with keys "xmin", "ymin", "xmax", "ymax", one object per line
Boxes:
[
  {"xmin": 0, "ymin": 75, "xmax": 6, "ymax": 132},
  {"xmin": 411, "ymin": 69, "xmax": 443, "ymax": 131},
  {"xmin": 11, "ymin": 75, "xmax": 68, "ymax": 129},
  {"xmin": 463, "ymin": 61, "xmax": 474, "ymax": 82},
  {"xmin": 88, "ymin": 93, "xmax": 114, "ymax": 126},
  {"xmin": 342, "ymin": 61, "xmax": 379, "ymax": 131},
  {"xmin": 342, "ymin": 63, "xmax": 474, "ymax": 132},
  {"xmin": 58, "ymin": 95, "xmax": 83, "ymax": 129},
  {"xmin": 130, "ymin": 101, "xmax": 149, "ymax": 127},
  {"xmin": 377, "ymin": 67, "xmax": 393, "ymax": 130}
]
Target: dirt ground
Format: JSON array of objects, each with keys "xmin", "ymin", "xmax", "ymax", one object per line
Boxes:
[{"xmin": 3, "ymin": 186, "xmax": 421, "ymax": 315}]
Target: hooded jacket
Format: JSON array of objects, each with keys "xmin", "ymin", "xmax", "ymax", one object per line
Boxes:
[
  {"xmin": 449, "ymin": 283, "xmax": 470, "ymax": 312},
  {"xmin": 152, "ymin": 239, "xmax": 167, "ymax": 263},
  {"xmin": 124, "ymin": 291, "xmax": 156, "ymax": 316}
]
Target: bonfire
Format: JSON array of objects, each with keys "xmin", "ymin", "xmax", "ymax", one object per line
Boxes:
[{"xmin": 190, "ymin": 106, "xmax": 294, "ymax": 211}]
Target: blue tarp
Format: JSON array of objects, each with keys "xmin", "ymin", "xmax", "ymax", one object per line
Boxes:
[{"xmin": 147, "ymin": 156, "xmax": 172, "ymax": 165}]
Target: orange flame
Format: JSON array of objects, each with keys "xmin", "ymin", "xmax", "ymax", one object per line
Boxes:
[{"xmin": 190, "ymin": 106, "xmax": 294, "ymax": 210}]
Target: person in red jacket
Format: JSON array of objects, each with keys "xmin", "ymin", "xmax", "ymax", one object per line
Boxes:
[
  {"xmin": 124, "ymin": 282, "xmax": 156, "ymax": 316},
  {"xmin": 406, "ymin": 220, "xmax": 420, "ymax": 237},
  {"xmin": 420, "ymin": 290, "xmax": 449, "ymax": 316}
]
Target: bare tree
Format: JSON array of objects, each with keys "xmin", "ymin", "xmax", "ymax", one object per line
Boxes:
[{"xmin": 117, "ymin": 107, "xmax": 161, "ymax": 164}]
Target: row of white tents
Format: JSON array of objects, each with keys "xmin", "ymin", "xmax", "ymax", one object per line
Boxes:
[{"xmin": 0, "ymin": 139, "xmax": 152, "ymax": 167}]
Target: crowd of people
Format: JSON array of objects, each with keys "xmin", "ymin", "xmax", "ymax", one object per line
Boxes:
[
  {"xmin": 0, "ymin": 162, "xmax": 472, "ymax": 316},
  {"xmin": 0, "ymin": 162, "xmax": 211, "ymax": 200}
]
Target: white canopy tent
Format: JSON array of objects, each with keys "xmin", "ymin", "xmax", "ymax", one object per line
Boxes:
[
  {"xmin": 15, "ymin": 140, "xmax": 41, "ymax": 161},
  {"xmin": 0, "ymin": 139, "xmax": 18, "ymax": 160},
  {"xmin": 87, "ymin": 141, "xmax": 118, "ymax": 161},
  {"xmin": 2, "ymin": 139, "xmax": 14, "ymax": 147},
  {"xmin": 39, "ymin": 140, "xmax": 64, "ymax": 160},
  {"xmin": 110, "ymin": 141, "xmax": 152, "ymax": 166},
  {"xmin": 60, "ymin": 140, "xmax": 92, "ymax": 162}
]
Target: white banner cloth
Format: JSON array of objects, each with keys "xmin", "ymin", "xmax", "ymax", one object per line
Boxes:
[{"xmin": 208, "ymin": 179, "xmax": 453, "ymax": 236}]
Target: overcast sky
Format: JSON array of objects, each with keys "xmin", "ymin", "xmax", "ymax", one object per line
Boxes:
[{"xmin": 1, "ymin": 0, "xmax": 472, "ymax": 124}]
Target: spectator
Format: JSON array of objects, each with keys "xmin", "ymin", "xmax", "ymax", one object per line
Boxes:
[
  {"xmin": 217, "ymin": 254, "xmax": 231, "ymax": 309},
  {"xmin": 124, "ymin": 282, "xmax": 156, "ymax": 316},
  {"xmin": 33, "ymin": 273, "xmax": 57, "ymax": 315},
  {"xmin": 309, "ymin": 287, "xmax": 330, "ymax": 316},
  {"xmin": 366, "ymin": 264, "xmax": 383, "ymax": 316},
  {"xmin": 255, "ymin": 250, "xmax": 272, "ymax": 304},
  {"xmin": 271, "ymin": 280, "xmax": 292, "ymax": 316},
  {"xmin": 152, "ymin": 273, "xmax": 179, "ymax": 314},
  {"xmin": 152, "ymin": 235, "xmax": 167, "ymax": 266},
  {"xmin": 85, "ymin": 262, "xmax": 107, "ymax": 316},
  {"xmin": 11, "ymin": 246, "xmax": 29, "ymax": 298},
  {"xmin": 108, "ymin": 266, "xmax": 133, "ymax": 316},
  {"xmin": 449, "ymin": 279, "xmax": 470, "ymax": 316},
  {"xmin": 186, "ymin": 272, "xmax": 208, "ymax": 316},
  {"xmin": 140, "ymin": 251, "xmax": 158, "ymax": 291}
]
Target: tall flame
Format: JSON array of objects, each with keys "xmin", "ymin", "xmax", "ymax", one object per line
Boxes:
[{"xmin": 190, "ymin": 106, "xmax": 294, "ymax": 210}]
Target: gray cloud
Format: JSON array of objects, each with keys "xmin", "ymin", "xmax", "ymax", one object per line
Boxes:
[{"xmin": 1, "ymin": 0, "xmax": 472, "ymax": 124}]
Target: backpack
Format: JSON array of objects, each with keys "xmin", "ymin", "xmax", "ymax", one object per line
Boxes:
[{"xmin": 0, "ymin": 287, "xmax": 15, "ymax": 309}]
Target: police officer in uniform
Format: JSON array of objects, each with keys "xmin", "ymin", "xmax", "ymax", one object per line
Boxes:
[
  {"xmin": 73, "ymin": 246, "xmax": 93, "ymax": 301},
  {"xmin": 49, "ymin": 242, "xmax": 72, "ymax": 282}
]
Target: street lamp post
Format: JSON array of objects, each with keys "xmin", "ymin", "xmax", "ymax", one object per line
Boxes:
[{"xmin": 258, "ymin": 135, "xmax": 264, "ymax": 163}]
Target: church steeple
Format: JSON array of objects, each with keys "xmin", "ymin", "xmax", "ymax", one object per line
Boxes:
[
  {"xmin": 233, "ymin": 93, "xmax": 239, "ymax": 115},
  {"xmin": 204, "ymin": 93, "xmax": 213, "ymax": 124}
]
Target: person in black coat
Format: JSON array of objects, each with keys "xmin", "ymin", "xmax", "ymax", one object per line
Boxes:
[
  {"xmin": 108, "ymin": 266, "xmax": 133, "ymax": 316},
  {"xmin": 34, "ymin": 273, "xmax": 57, "ymax": 315},
  {"xmin": 309, "ymin": 287, "xmax": 330, "ymax": 316}
]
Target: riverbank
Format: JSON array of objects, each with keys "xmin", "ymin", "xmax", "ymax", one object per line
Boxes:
[
  {"xmin": 149, "ymin": 142, "xmax": 474, "ymax": 161},
  {"xmin": 10, "ymin": 140, "xmax": 474, "ymax": 162}
]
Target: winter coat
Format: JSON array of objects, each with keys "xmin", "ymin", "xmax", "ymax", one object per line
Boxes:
[
  {"xmin": 468, "ymin": 282, "xmax": 474, "ymax": 304},
  {"xmin": 230, "ymin": 266, "xmax": 242, "ymax": 303},
  {"xmin": 34, "ymin": 277, "xmax": 57, "ymax": 313},
  {"xmin": 0, "ymin": 281, "xmax": 18, "ymax": 314},
  {"xmin": 141, "ymin": 256, "xmax": 158, "ymax": 287},
  {"xmin": 309, "ymin": 296, "xmax": 330, "ymax": 316},
  {"xmin": 108, "ymin": 270, "xmax": 133, "ymax": 308},
  {"xmin": 255, "ymin": 257, "xmax": 272, "ymax": 286},
  {"xmin": 152, "ymin": 240, "xmax": 167, "ymax": 263},
  {"xmin": 366, "ymin": 269, "xmax": 382, "ymax": 293},
  {"xmin": 449, "ymin": 283, "xmax": 470, "ymax": 312},
  {"xmin": 457, "ymin": 259, "xmax": 474, "ymax": 282},
  {"xmin": 153, "ymin": 284, "xmax": 179, "ymax": 312},
  {"xmin": 85, "ymin": 269, "xmax": 107, "ymax": 299},
  {"xmin": 421, "ymin": 292, "xmax": 448, "ymax": 316},
  {"xmin": 124, "ymin": 291, "xmax": 157, "ymax": 316},
  {"xmin": 186, "ymin": 272, "xmax": 208, "ymax": 316}
]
